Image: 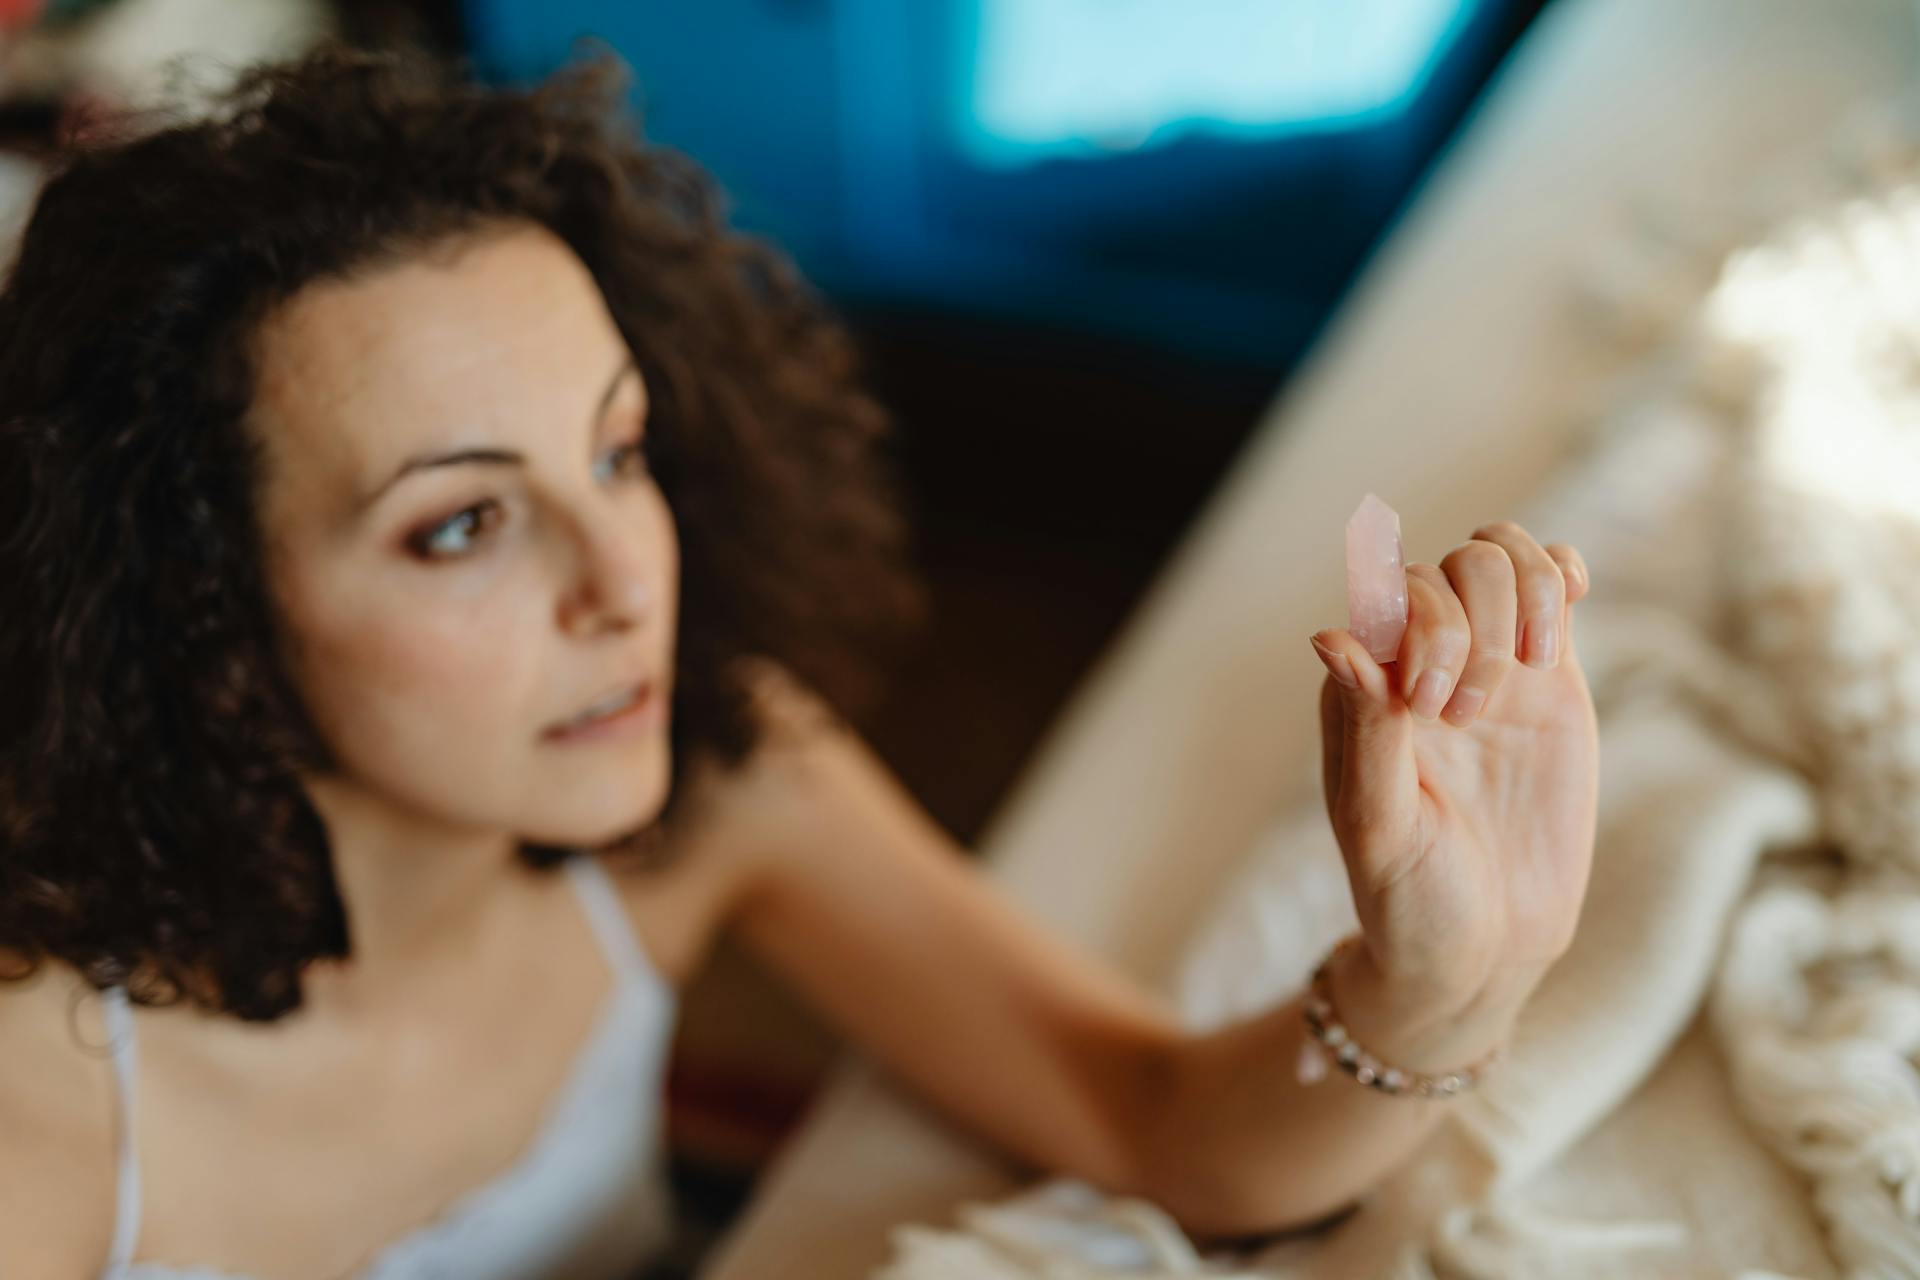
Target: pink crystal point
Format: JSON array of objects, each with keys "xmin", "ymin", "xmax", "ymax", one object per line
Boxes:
[{"xmin": 1346, "ymin": 493, "xmax": 1408, "ymax": 665}]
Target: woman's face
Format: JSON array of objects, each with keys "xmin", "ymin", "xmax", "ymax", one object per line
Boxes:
[{"xmin": 248, "ymin": 219, "xmax": 679, "ymax": 849}]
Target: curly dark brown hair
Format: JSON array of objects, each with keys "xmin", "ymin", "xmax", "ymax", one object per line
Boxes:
[{"xmin": 0, "ymin": 40, "xmax": 926, "ymax": 1021}]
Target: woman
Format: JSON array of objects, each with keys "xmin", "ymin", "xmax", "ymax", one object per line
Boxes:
[{"xmin": 0, "ymin": 40, "xmax": 1599, "ymax": 1280}]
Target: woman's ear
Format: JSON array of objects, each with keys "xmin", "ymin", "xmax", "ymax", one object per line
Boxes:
[{"xmin": 731, "ymin": 653, "xmax": 844, "ymax": 749}]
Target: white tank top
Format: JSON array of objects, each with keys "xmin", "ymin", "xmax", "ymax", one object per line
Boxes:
[{"xmin": 94, "ymin": 852, "xmax": 681, "ymax": 1280}]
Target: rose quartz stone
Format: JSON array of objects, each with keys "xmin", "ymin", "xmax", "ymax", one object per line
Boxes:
[{"xmin": 1346, "ymin": 492, "xmax": 1408, "ymax": 664}]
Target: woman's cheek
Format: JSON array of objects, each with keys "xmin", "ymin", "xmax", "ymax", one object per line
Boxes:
[{"xmin": 405, "ymin": 598, "xmax": 547, "ymax": 730}]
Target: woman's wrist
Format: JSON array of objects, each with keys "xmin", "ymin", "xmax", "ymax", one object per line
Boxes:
[{"xmin": 1321, "ymin": 935, "xmax": 1533, "ymax": 1076}]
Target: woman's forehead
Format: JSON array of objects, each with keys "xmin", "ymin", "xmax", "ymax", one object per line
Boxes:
[{"xmin": 245, "ymin": 224, "xmax": 641, "ymax": 514}]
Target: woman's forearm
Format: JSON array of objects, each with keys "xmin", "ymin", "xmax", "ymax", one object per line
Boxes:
[{"xmin": 1136, "ymin": 940, "xmax": 1542, "ymax": 1245}]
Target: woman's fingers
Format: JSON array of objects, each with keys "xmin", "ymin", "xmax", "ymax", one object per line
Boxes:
[
  {"xmin": 1546, "ymin": 543, "xmax": 1589, "ymax": 604},
  {"xmin": 1310, "ymin": 625, "xmax": 1416, "ymax": 844},
  {"xmin": 1399, "ymin": 563, "xmax": 1470, "ymax": 721},
  {"xmin": 1470, "ymin": 520, "xmax": 1568, "ymax": 669},
  {"xmin": 1545, "ymin": 544, "xmax": 1586, "ymax": 663},
  {"xmin": 1328, "ymin": 518, "xmax": 1588, "ymax": 730},
  {"xmin": 1436, "ymin": 538, "xmax": 1520, "ymax": 726}
]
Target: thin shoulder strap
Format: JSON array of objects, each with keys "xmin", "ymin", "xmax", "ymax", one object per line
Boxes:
[
  {"xmin": 564, "ymin": 853, "xmax": 665, "ymax": 990},
  {"xmin": 98, "ymin": 985, "xmax": 144, "ymax": 1270}
]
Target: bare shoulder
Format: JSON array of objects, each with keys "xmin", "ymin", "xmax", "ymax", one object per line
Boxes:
[
  {"xmin": 0, "ymin": 950, "xmax": 118, "ymax": 1276},
  {"xmin": 592, "ymin": 656, "xmax": 855, "ymax": 978},
  {"xmin": 670, "ymin": 655, "xmax": 926, "ymax": 916},
  {"xmin": 679, "ymin": 656, "xmax": 868, "ymax": 862},
  {"xmin": 586, "ymin": 657, "xmax": 827, "ymax": 982}
]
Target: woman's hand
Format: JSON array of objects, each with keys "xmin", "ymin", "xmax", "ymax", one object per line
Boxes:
[{"xmin": 1308, "ymin": 520, "xmax": 1599, "ymax": 1027}]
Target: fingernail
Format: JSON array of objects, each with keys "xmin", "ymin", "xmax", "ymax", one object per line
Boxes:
[
  {"xmin": 1443, "ymin": 685, "xmax": 1486, "ymax": 725},
  {"xmin": 1411, "ymin": 668, "xmax": 1452, "ymax": 719},
  {"xmin": 1311, "ymin": 635, "xmax": 1359, "ymax": 690}
]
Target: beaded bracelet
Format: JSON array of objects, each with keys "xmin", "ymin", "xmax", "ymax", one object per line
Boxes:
[{"xmin": 1295, "ymin": 936, "xmax": 1503, "ymax": 1099}]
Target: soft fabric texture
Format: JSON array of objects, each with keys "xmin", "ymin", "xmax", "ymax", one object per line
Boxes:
[
  {"xmin": 876, "ymin": 95, "xmax": 1920, "ymax": 1280},
  {"xmin": 96, "ymin": 852, "xmax": 680, "ymax": 1280}
]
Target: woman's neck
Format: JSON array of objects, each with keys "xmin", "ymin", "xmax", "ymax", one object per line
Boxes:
[{"xmin": 295, "ymin": 772, "xmax": 533, "ymax": 1023}]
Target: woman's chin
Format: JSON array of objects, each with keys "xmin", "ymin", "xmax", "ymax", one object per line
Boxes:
[{"xmin": 524, "ymin": 743, "xmax": 672, "ymax": 830}]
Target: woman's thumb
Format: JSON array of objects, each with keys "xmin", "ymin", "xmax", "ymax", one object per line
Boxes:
[{"xmin": 1308, "ymin": 628, "xmax": 1407, "ymax": 831}]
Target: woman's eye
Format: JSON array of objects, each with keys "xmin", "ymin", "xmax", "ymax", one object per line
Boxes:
[
  {"xmin": 407, "ymin": 442, "xmax": 646, "ymax": 562},
  {"xmin": 594, "ymin": 438, "xmax": 650, "ymax": 484},
  {"xmin": 409, "ymin": 500, "xmax": 502, "ymax": 560}
]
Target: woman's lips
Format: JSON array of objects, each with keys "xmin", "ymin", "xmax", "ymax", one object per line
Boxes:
[{"xmin": 542, "ymin": 680, "xmax": 662, "ymax": 743}]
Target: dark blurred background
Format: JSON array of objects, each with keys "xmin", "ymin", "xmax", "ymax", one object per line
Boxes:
[{"xmin": 0, "ymin": 1, "xmax": 1548, "ymax": 1272}]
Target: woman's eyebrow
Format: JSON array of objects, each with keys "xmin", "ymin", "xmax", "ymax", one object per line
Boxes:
[{"xmin": 354, "ymin": 355, "xmax": 639, "ymax": 513}]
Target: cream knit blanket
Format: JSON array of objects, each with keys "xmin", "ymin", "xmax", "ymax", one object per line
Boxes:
[{"xmin": 878, "ymin": 106, "xmax": 1920, "ymax": 1280}]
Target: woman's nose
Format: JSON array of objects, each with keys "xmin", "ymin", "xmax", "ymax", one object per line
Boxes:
[{"xmin": 558, "ymin": 514, "xmax": 655, "ymax": 634}]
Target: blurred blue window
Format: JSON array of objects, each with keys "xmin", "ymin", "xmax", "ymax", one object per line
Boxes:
[
  {"xmin": 463, "ymin": 0, "xmax": 1515, "ymax": 363},
  {"xmin": 961, "ymin": 0, "xmax": 1480, "ymax": 167}
]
